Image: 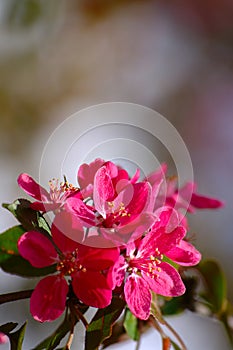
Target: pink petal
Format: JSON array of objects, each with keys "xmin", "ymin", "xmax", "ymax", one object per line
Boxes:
[
  {"xmin": 30, "ymin": 276, "xmax": 68, "ymax": 322},
  {"xmin": 18, "ymin": 231, "xmax": 58, "ymax": 268},
  {"xmin": 139, "ymin": 225, "xmax": 186, "ymax": 257},
  {"xmin": 111, "ymin": 255, "xmax": 127, "ymax": 288},
  {"xmin": 166, "ymin": 240, "xmax": 201, "ymax": 266},
  {"xmin": 142, "ymin": 262, "xmax": 185, "ymax": 297},
  {"xmin": 153, "ymin": 207, "xmax": 180, "ymax": 232},
  {"xmin": 104, "ymin": 161, "xmax": 119, "ymax": 178},
  {"xmin": 124, "ymin": 274, "xmax": 151, "ymax": 320},
  {"xmin": 65, "ymin": 197, "xmax": 96, "ymax": 227},
  {"xmin": 190, "ymin": 193, "xmax": 224, "ymax": 209},
  {"xmin": 72, "ymin": 271, "xmax": 112, "ymax": 308},
  {"xmin": 30, "ymin": 201, "xmax": 59, "ymax": 212},
  {"xmin": 52, "ymin": 212, "xmax": 83, "ymax": 251},
  {"xmin": 77, "ymin": 158, "xmax": 105, "ymax": 189},
  {"xmin": 179, "ymin": 182, "xmax": 196, "ymax": 202},
  {"xmin": 17, "ymin": 173, "xmax": 49, "ymax": 201},
  {"xmin": 147, "ymin": 178, "xmax": 163, "ymax": 212},
  {"xmin": 125, "ymin": 182, "xmax": 151, "ymax": 218},
  {"xmin": 146, "ymin": 163, "xmax": 167, "ymax": 186},
  {"xmin": 130, "ymin": 168, "xmax": 140, "ymax": 184},
  {"xmin": 93, "ymin": 166, "xmax": 115, "ymax": 217}
]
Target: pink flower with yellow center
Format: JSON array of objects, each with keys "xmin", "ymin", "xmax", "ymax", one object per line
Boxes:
[
  {"xmin": 17, "ymin": 173, "xmax": 81, "ymax": 212},
  {"xmin": 112, "ymin": 208, "xmax": 201, "ymax": 320},
  {"xmin": 18, "ymin": 212, "xmax": 119, "ymax": 322}
]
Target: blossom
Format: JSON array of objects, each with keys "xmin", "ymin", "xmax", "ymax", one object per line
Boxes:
[
  {"xmin": 77, "ymin": 159, "xmax": 140, "ymax": 199},
  {"xmin": 17, "ymin": 173, "xmax": 80, "ymax": 212},
  {"xmin": 17, "ymin": 212, "xmax": 119, "ymax": 322},
  {"xmin": 112, "ymin": 208, "xmax": 201, "ymax": 320},
  {"xmin": 93, "ymin": 164, "xmax": 153, "ymax": 245},
  {"xmin": 146, "ymin": 166, "xmax": 223, "ymax": 213}
]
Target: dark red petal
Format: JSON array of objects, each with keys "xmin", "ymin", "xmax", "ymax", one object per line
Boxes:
[
  {"xmin": 30, "ymin": 276, "xmax": 68, "ymax": 322},
  {"xmin": 124, "ymin": 275, "xmax": 151, "ymax": 320},
  {"xmin": 77, "ymin": 241, "xmax": 119, "ymax": 270},
  {"xmin": 17, "ymin": 173, "xmax": 49, "ymax": 201},
  {"xmin": 72, "ymin": 271, "xmax": 112, "ymax": 308},
  {"xmin": 18, "ymin": 231, "xmax": 57, "ymax": 268}
]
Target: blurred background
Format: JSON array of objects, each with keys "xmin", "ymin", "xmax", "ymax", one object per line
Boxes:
[{"xmin": 0, "ymin": 0, "xmax": 233, "ymax": 348}]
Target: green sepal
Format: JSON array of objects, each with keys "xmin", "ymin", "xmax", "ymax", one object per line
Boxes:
[{"xmin": 123, "ymin": 309, "xmax": 140, "ymax": 341}]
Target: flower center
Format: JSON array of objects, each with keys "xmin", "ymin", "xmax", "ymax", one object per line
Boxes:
[
  {"xmin": 56, "ymin": 249, "xmax": 86, "ymax": 276},
  {"xmin": 48, "ymin": 178, "xmax": 79, "ymax": 203},
  {"xmin": 128, "ymin": 247, "xmax": 163, "ymax": 279}
]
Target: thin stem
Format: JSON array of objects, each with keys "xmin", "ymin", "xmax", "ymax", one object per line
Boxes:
[
  {"xmin": 163, "ymin": 318, "xmax": 187, "ymax": 350},
  {"xmin": 0, "ymin": 289, "xmax": 33, "ymax": 305},
  {"xmin": 149, "ymin": 316, "xmax": 166, "ymax": 338},
  {"xmin": 74, "ymin": 306, "xmax": 89, "ymax": 329},
  {"xmin": 65, "ymin": 326, "xmax": 74, "ymax": 350}
]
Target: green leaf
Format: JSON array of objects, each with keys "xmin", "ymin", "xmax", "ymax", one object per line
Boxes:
[
  {"xmin": 9, "ymin": 322, "xmax": 27, "ymax": 350},
  {"xmin": 0, "ymin": 225, "xmax": 56, "ymax": 277},
  {"xmin": 123, "ymin": 309, "xmax": 139, "ymax": 341},
  {"xmin": 198, "ymin": 259, "xmax": 227, "ymax": 314},
  {"xmin": 0, "ymin": 225, "xmax": 25, "ymax": 264},
  {"xmin": 85, "ymin": 297, "xmax": 125, "ymax": 350},
  {"xmin": 32, "ymin": 313, "xmax": 74, "ymax": 350},
  {"xmin": 0, "ymin": 322, "xmax": 18, "ymax": 334},
  {"xmin": 2, "ymin": 199, "xmax": 51, "ymax": 236},
  {"xmin": 1, "ymin": 255, "xmax": 56, "ymax": 277}
]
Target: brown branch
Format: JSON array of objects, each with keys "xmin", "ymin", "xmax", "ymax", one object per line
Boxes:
[{"xmin": 0, "ymin": 289, "xmax": 33, "ymax": 305}]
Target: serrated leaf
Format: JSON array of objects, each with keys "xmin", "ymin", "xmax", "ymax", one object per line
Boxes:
[
  {"xmin": 0, "ymin": 322, "xmax": 18, "ymax": 334},
  {"xmin": 85, "ymin": 297, "xmax": 125, "ymax": 350},
  {"xmin": 2, "ymin": 199, "xmax": 50, "ymax": 236},
  {"xmin": 123, "ymin": 309, "xmax": 139, "ymax": 341},
  {"xmin": 9, "ymin": 322, "xmax": 27, "ymax": 350},
  {"xmin": 198, "ymin": 259, "xmax": 227, "ymax": 314}
]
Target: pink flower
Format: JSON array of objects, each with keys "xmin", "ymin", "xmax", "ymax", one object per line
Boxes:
[
  {"xmin": 18, "ymin": 212, "xmax": 119, "ymax": 322},
  {"xmin": 166, "ymin": 181, "xmax": 224, "ymax": 213},
  {"xmin": 92, "ymin": 164, "xmax": 153, "ymax": 245},
  {"xmin": 17, "ymin": 173, "xmax": 80, "ymax": 212},
  {"xmin": 146, "ymin": 165, "xmax": 223, "ymax": 213},
  {"xmin": 112, "ymin": 208, "xmax": 201, "ymax": 320},
  {"xmin": 0, "ymin": 333, "xmax": 7, "ymax": 344},
  {"xmin": 77, "ymin": 159, "xmax": 140, "ymax": 199}
]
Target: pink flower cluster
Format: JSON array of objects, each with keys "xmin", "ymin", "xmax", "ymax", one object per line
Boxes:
[{"xmin": 17, "ymin": 159, "xmax": 223, "ymax": 322}]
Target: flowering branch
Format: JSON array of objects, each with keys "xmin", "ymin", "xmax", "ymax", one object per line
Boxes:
[{"xmin": 0, "ymin": 158, "xmax": 230, "ymax": 350}]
